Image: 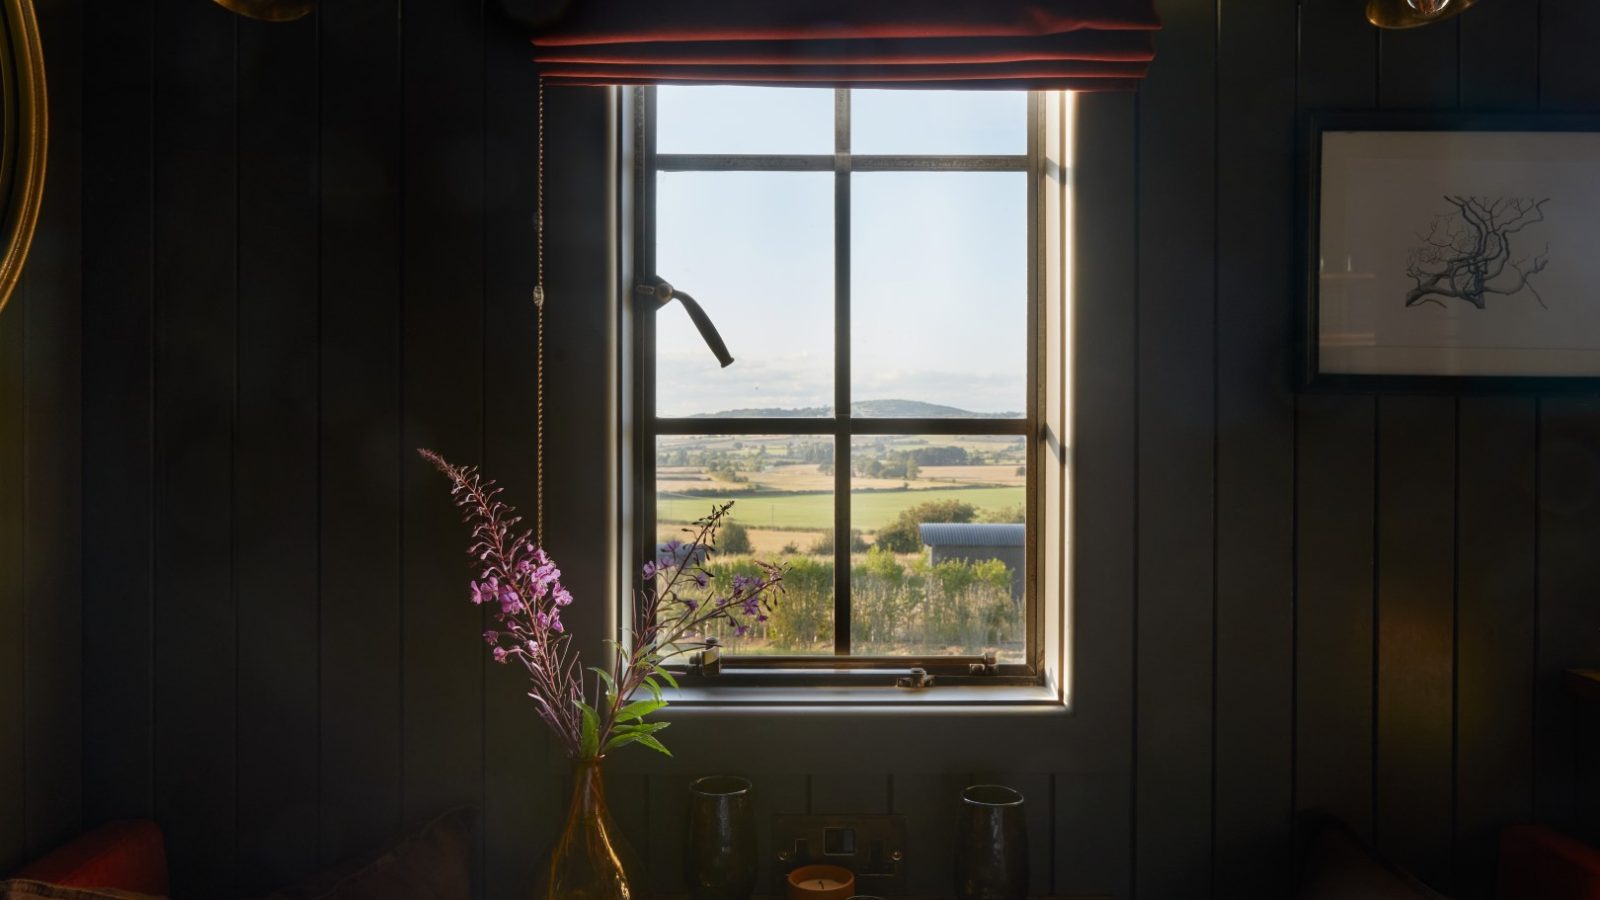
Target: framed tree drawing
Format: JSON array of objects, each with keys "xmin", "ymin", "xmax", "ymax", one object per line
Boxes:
[{"xmin": 1304, "ymin": 112, "xmax": 1600, "ymax": 390}]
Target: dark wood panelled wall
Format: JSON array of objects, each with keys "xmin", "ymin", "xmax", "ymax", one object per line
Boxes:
[
  {"xmin": 0, "ymin": 0, "xmax": 84, "ymax": 876},
  {"xmin": 2, "ymin": 0, "xmax": 1600, "ymax": 897}
]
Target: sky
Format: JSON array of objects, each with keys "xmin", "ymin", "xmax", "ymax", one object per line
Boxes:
[{"xmin": 652, "ymin": 87, "xmax": 1031, "ymax": 418}]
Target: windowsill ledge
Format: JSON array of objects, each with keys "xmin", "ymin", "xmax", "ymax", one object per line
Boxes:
[{"xmin": 661, "ymin": 681, "xmax": 1067, "ymax": 714}]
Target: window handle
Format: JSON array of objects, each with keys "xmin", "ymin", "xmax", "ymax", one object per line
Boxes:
[{"xmin": 637, "ymin": 278, "xmax": 735, "ymax": 369}]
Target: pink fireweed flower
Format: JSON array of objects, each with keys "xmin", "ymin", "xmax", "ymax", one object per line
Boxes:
[
  {"xmin": 553, "ymin": 587, "xmax": 573, "ymax": 607},
  {"xmin": 483, "ymin": 630, "xmax": 499, "ymax": 645},
  {"xmin": 492, "ymin": 647, "xmax": 509, "ymax": 664}
]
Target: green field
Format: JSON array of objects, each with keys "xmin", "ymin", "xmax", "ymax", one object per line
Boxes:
[{"xmin": 658, "ymin": 485, "xmax": 1025, "ymax": 532}]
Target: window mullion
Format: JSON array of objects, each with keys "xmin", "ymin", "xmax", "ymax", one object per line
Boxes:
[{"xmin": 833, "ymin": 88, "xmax": 852, "ymax": 657}]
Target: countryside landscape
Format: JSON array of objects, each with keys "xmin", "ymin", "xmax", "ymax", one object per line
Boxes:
[{"xmin": 657, "ymin": 401, "xmax": 1029, "ymax": 660}]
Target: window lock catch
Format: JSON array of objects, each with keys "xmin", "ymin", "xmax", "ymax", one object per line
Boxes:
[
  {"xmin": 968, "ymin": 651, "xmax": 1000, "ymax": 677},
  {"xmin": 895, "ymin": 668, "xmax": 935, "ymax": 690},
  {"xmin": 689, "ymin": 641, "xmax": 722, "ymax": 677}
]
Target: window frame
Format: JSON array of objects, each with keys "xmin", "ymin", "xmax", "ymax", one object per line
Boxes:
[{"xmin": 625, "ymin": 86, "xmax": 1050, "ymax": 687}]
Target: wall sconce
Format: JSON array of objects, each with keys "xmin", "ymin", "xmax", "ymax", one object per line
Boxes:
[
  {"xmin": 212, "ymin": 0, "xmax": 315, "ymax": 22},
  {"xmin": 1367, "ymin": 0, "xmax": 1479, "ymax": 29}
]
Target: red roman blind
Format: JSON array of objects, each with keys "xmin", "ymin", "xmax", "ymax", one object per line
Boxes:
[{"xmin": 531, "ymin": 0, "xmax": 1160, "ymax": 91}]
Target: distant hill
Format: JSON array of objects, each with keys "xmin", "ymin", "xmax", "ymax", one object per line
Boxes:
[{"xmin": 694, "ymin": 399, "xmax": 1022, "ymax": 419}]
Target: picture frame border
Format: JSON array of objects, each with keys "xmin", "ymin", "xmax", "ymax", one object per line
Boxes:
[{"xmin": 1300, "ymin": 109, "xmax": 1600, "ymax": 393}]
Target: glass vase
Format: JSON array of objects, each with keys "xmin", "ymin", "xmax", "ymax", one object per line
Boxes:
[
  {"xmin": 683, "ymin": 775, "xmax": 756, "ymax": 900},
  {"xmin": 534, "ymin": 758, "xmax": 651, "ymax": 900},
  {"xmin": 953, "ymin": 784, "xmax": 1028, "ymax": 900}
]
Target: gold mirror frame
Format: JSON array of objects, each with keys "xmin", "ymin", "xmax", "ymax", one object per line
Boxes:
[
  {"xmin": 212, "ymin": 0, "xmax": 315, "ymax": 23},
  {"xmin": 0, "ymin": 0, "xmax": 46, "ymax": 318}
]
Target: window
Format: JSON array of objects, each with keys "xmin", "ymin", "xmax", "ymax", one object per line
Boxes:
[{"xmin": 626, "ymin": 87, "xmax": 1069, "ymax": 688}]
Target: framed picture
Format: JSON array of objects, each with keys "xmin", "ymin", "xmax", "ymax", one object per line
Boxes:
[{"xmin": 1304, "ymin": 111, "xmax": 1600, "ymax": 391}]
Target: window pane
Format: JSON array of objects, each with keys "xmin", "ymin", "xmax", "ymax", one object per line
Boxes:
[
  {"xmin": 851, "ymin": 173, "xmax": 1027, "ymax": 418},
  {"xmin": 657, "ymin": 86, "xmax": 835, "ymax": 155},
  {"xmin": 655, "ymin": 172, "xmax": 834, "ymax": 417},
  {"xmin": 851, "ymin": 90, "xmax": 1027, "ymax": 156},
  {"xmin": 849, "ymin": 434, "xmax": 1027, "ymax": 660},
  {"xmin": 656, "ymin": 435, "xmax": 835, "ymax": 656}
]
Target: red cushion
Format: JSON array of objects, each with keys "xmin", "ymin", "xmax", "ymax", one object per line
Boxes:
[
  {"xmin": 13, "ymin": 822, "xmax": 168, "ymax": 897},
  {"xmin": 1499, "ymin": 825, "xmax": 1600, "ymax": 900}
]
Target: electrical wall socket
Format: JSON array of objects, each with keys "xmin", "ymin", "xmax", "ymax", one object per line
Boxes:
[{"xmin": 772, "ymin": 813, "xmax": 908, "ymax": 895}]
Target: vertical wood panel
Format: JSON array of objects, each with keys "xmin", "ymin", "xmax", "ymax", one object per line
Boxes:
[
  {"xmin": 1454, "ymin": 398, "xmax": 1536, "ymax": 898},
  {"xmin": 1460, "ymin": 0, "xmax": 1540, "ymax": 111},
  {"xmin": 481, "ymin": 12, "xmax": 548, "ymax": 898},
  {"xmin": 0, "ymin": 248, "xmax": 23, "ymax": 875},
  {"xmin": 1056, "ymin": 774, "xmax": 1133, "ymax": 898},
  {"xmin": 1379, "ymin": 22, "xmax": 1461, "ymax": 109},
  {"xmin": 1540, "ymin": 0, "xmax": 1600, "ymax": 111},
  {"xmin": 1213, "ymin": 0, "xmax": 1298, "ymax": 896},
  {"xmin": 1295, "ymin": 0, "xmax": 1380, "ymax": 854},
  {"xmin": 317, "ymin": 0, "xmax": 405, "ymax": 866},
  {"xmin": 893, "ymin": 772, "xmax": 970, "ymax": 897},
  {"xmin": 151, "ymin": 3, "xmax": 239, "ymax": 894},
  {"xmin": 235, "ymin": 14, "xmax": 321, "ymax": 894},
  {"xmin": 399, "ymin": 0, "xmax": 487, "ymax": 858},
  {"xmin": 1536, "ymin": 398, "xmax": 1600, "ymax": 832},
  {"xmin": 1294, "ymin": 397, "xmax": 1377, "ymax": 842},
  {"xmin": 81, "ymin": 0, "xmax": 156, "ymax": 827},
  {"xmin": 1135, "ymin": 0, "xmax": 1216, "ymax": 895},
  {"xmin": 21, "ymin": 0, "xmax": 85, "ymax": 858},
  {"xmin": 1374, "ymin": 398, "xmax": 1457, "ymax": 886},
  {"xmin": 646, "ymin": 772, "xmax": 687, "ymax": 895}
]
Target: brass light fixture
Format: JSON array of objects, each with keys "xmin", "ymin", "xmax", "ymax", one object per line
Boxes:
[
  {"xmin": 212, "ymin": 0, "xmax": 315, "ymax": 22},
  {"xmin": 1367, "ymin": 0, "xmax": 1479, "ymax": 29}
]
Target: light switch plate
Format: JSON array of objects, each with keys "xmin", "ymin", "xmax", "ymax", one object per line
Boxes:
[{"xmin": 772, "ymin": 813, "xmax": 908, "ymax": 896}]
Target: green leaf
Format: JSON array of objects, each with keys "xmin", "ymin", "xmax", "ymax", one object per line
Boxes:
[
  {"xmin": 635, "ymin": 733, "xmax": 673, "ymax": 757},
  {"xmin": 612, "ymin": 721, "xmax": 670, "ymax": 737},
  {"xmin": 641, "ymin": 677, "xmax": 663, "ymax": 703},
  {"xmin": 615, "ymin": 698, "xmax": 667, "ymax": 723},
  {"xmin": 655, "ymin": 667, "xmax": 680, "ymax": 690},
  {"xmin": 601, "ymin": 722, "xmax": 671, "ymax": 755},
  {"xmin": 577, "ymin": 700, "xmax": 600, "ymax": 759},
  {"xmin": 589, "ymin": 667, "xmax": 618, "ymax": 702}
]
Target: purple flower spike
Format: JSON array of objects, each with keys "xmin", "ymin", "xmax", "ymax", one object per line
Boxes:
[
  {"xmin": 734, "ymin": 625, "xmax": 750, "ymax": 638},
  {"xmin": 694, "ymin": 572, "xmax": 709, "ymax": 589},
  {"xmin": 553, "ymin": 587, "xmax": 573, "ymax": 608}
]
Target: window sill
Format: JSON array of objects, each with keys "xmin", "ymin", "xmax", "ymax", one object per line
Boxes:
[{"xmin": 661, "ymin": 680, "xmax": 1066, "ymax": 713}]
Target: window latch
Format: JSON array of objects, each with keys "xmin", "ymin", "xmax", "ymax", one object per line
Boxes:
[
  {"xmin": 688, "ymin": 639, "xmax": 722, "ymax": 676},
  {"xmin": 968, "ymin": 651, "xmax": 1000, "ymax": 676},
  {"xmin": 895, "ymin": 668, "xmax": 935, "ymax": 690},
  {"xmin": 636, "ymin": 278, "xmax": 735, "ymax": 368}
]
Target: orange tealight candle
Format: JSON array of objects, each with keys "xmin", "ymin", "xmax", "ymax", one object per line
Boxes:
[{"xmin": 786, "ymin": 863, "xmax": 855, "ymax": 900}]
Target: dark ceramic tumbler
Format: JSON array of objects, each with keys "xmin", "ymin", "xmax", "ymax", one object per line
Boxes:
[
  {"xmin": 684, "ymin": 775, "xmax": 756, "ymax": 900},
  {"xmin": 953, "ymin": 784, "xmax": 1028, "ymax": 900}
]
